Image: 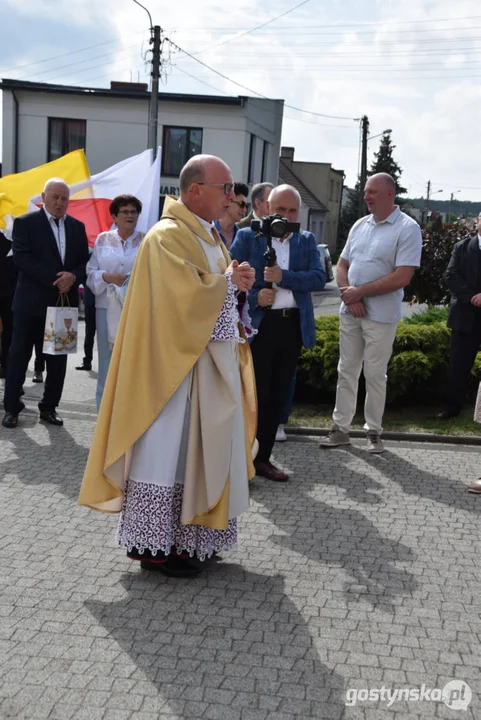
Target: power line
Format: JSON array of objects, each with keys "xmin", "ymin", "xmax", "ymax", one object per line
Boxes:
[
  {"xmin": 166, "ymin": 37, "xmax": 360, "ymax": 121},
  {"xmin": 164, "ymin": 14, "xmax": 481, "ymax": 31},
  {"xmin": 18, "ymin": 45, "xmax": 142, "ymax": 82},
  {"xmin": 172, "ymin": 65, "xmax": 356, "ymax": 127},
  {"xmin": 192, "ymin": 0, "xmax": 311, "ymax": 55},
  {"xmin": 0, "ymin": 34, "xmax": 144, "ymax": 76}
]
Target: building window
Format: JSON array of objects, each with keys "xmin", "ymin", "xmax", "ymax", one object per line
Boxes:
[
  {"xmin": 48, "ymin": 118, "xmax": 86, "ymax": 161},
  {"xmin": 162, "ymin": 126, "xmax": 202, "ymax": 177},
  {"xmin": 261, "ymin": 141, "xmax": 269, "ymax": 182},
  {"xmin": 247, "ymin": 134, "xmax": 256, "ymax": 184}
]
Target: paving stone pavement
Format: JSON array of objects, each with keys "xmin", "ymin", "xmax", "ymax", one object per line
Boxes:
[{"xmin": 0, "ymin": 327, "xmax": 480, "ymax": 720}]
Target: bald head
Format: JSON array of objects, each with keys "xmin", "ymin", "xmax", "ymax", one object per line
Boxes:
[
  {"xmin": 364, "ymin": 173, "xmax": 396, "ymax": 221},
  {"xmin": 42, "ymin": 177, "xmax": 70, "ymax": 219},
  {"xmin": 179, "ymin": 154, "xmax": 234, "ymax": 223},
  {"xmin": 368, "ymin": 173, "xmax": 396, "ymax": 192},
  {"xmin": 179, "ymin": 155, "xmax": 230, "ymax": 195},
  {"xmin": 267, "ymin": 184, "xmax": 301, "ymax": 224}
]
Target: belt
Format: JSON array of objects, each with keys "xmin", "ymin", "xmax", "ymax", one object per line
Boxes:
[{"xmin": 266, "ymin": 308, "xmax": 299, "ymax": 318}]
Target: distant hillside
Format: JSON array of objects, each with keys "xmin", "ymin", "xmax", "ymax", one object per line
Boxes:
[{"xmin": 405, "ymin": 197, "xmax": 481, "ymax": 217}]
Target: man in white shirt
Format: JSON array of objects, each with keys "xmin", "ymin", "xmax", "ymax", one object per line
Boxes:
[{"xmin": 321, "ymin": 173, "xmax": 422, "ymax": 453}]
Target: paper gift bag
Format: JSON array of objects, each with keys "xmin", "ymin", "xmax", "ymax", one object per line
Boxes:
[{"xmin": 43, "ymin": 296, "xmax": 79, "ymax": 355}]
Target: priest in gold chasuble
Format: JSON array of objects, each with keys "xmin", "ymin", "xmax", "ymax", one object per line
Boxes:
[{"xmin": 78, "ymin": 155, "xmax": 257, "ymax": 577}]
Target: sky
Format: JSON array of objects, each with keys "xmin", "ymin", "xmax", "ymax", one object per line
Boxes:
[{"xmin": 1, "ymin": 0, "xmax": 481, "ymax": 201}]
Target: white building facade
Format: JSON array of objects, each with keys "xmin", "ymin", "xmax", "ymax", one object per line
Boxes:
[{"xmin": 1, "ymin": 79, "xmax": 284, "ymax": 194}]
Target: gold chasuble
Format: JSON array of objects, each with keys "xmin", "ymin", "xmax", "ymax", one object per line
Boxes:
[{"xmin": 78, "ymin": 197, "xmax": 257, "ymax": 529}]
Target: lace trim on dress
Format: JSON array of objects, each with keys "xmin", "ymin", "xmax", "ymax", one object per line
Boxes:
[
  {"xmin": 97, "ymin": 230, "xmax": 144, "ymax": 249},
  {"xmin": 117, "ymin": 480, "xmax": 237, "ymax": 561},
  {"xmin": 211, "ymin": 274, "xmax": 242, "ymax": 343}
]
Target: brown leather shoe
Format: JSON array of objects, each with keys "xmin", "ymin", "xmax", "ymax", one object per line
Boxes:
[{"xmin": 254, "ymin": 460, "xmax": 289, "ymax": 482}]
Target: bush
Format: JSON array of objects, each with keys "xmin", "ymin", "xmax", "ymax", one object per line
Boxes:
[
  {"xmin": 404, "ymin": 222, "xmax": 471, "ymax": 306},
  {"xmin": 296, "ymin": 314, "xmax": 480, "ymax": 405},
  {"xmin": 403, "ymin": 306, "xmax": 449, "ymax": 325}
]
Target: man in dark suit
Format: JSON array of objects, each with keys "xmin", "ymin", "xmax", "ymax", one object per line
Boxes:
[
  {"xmin": 231, "ymin": 184, "xmax": 325, "ymax": 481},
  {"xmin": 2, "ymin": 178, "xmax": 89, "ymax": 428},
  {"xmin": 0, "ymin": 231, "xmax": 17, "ymax": 379},
  {"xmin": 75, "ymin": 284, "xmax": 96, "ymax": 372},
  {"xmin": 437, "ymin": 212, "xmax": 481, "ymax": 419},
  {"xmin": 237, "ymin": 182, "xmax": 274, "ymax": 230}
]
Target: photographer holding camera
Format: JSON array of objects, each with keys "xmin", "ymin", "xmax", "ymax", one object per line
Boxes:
[{"xmin": 230, "ymin": 184, "xmax": 326, "ymax": 482}]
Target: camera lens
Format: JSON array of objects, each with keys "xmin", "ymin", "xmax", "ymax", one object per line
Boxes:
[{"xmin": 270, "ymin": 218, "xmax": 287, "ymax": 238}]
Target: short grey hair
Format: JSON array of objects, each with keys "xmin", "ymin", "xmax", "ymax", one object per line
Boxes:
[
  {"xmin": 43, "ymin": 177, "xmax": 70, "ymax": 194},
  {"xmin": 251, "ymin": 182, "xmax": 275, "ymax": 210}
]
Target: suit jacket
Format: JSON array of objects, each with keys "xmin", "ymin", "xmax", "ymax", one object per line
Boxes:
[
  {"xmin": 237, "ymin": 210, "xmax": 255, "ymax": 230},
  {"xmin": 12, "ymin": 209, "xmax": 90, "ymax": 316},
  {"xmin": 0, "ymin": 231, "xmax": 17, "ymax": 300},
  {"xmin": 230, "ymin": 228, "xmax": 326, "ymax": 348},
  {"xmin": 445, "ymin": 234, "xmax": 481, "ymax": 333}
]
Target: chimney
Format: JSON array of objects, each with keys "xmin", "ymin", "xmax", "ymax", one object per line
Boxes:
[
  {"xmin": 281, "ymin": 146, "xmax": 295, "ymax": 162},
  {"xmin": 110, "ymin": 81, "xmax": 148, "ymax": 92}
]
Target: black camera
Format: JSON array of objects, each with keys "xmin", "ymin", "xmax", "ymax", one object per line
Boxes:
[{"xmin": 251, "ymin": 214, "xmax": 300, "ymax": 238}]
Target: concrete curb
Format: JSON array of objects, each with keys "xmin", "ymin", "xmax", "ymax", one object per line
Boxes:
[{"xmin": 286, "ymin": 426, "xmax": 481, "ymax": 446}]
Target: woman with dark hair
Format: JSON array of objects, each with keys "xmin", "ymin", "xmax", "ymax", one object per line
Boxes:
[
  {"xmin": 214, "ymin": 182, "xmax": 248, "ymax": 249},
  {"xmin": 87, "ymin": 194, "xmax": 144, "ymax": 409}
]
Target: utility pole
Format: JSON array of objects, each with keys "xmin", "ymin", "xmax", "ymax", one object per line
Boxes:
[
  {"xmin": 358, "ymin": 115, "xmax": 369, "ymax": 219},
  {"xmin": 148, "ymin": 25, "xmax": 161, "ymax": 157},
  {"xmin": 423, "ymin": 180, "xmax": 431, "ymax": 226},
  {"xmin": 133, "ymin": 1, "xmax": 161, "ymax": 158}
]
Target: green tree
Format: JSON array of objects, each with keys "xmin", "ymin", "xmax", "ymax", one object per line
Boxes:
[
  {"xmin": 368, "ymin": 132, "xmax": 407, "ymax": 196},
  {"xmin": 338, "ymin": 179, "xmax": 361, "ymax": 246}
]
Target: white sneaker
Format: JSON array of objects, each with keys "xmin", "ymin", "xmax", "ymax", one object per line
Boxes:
[
  {"xmin": 320, "ymin": 425, "xmax": 351, "ymax": 447},
  {"xmin": 366, "ymin": 432, "xmax": 384, "ymax": 453},
  {"xmin": 275, "ymin": 424, "xmax": 287, "ymax": 442}
]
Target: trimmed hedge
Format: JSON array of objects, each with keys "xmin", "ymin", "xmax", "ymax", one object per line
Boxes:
[{"xmin": 297, "ymin": 315, "xmax": 480, "ymax": 405}]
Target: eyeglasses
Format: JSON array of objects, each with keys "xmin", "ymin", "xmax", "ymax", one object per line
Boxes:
[
  {"xmin": 231, "ymin": 200, "xmax": 248, "ymax": 210},
  {"xmin": 117, "ymin": 209, "xmax": 139, "ymax": 216},
  {"xmin": 197, "ymin": 182, "xmax": 235, "ymax": 196}
]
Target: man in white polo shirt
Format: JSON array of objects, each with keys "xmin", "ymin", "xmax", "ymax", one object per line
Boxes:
[{"xmin": 321, "ymin": 172, "xmax": 422, "ymax": 453}]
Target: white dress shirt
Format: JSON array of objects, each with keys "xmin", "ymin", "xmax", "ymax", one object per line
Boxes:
[
  {"xmin": 43, "ymin": 207, "xmax": 66, "ymax": 263},
  {"xmin": 478, "ymin": 234, "xmax": 481, "ymax": 250},
  {"xmin": 270, "ymin": 235, "xmax": 298, "ymax": 310},
  {"xmin": 87, "ymin": 229, "xmax": 144, "ymax": 309}
]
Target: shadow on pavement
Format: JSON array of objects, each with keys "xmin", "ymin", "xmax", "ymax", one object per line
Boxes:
[
  {"xmin": 85, "ymin": 567, "xmax": 347, "ymax": 719},
  {"xmin": 0, "ymin": 420, "xmax": 88, "ymax": 501}
]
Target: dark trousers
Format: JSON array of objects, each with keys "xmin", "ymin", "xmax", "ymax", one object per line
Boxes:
[
  {"xmin": 445, "ymin": 324, "xmax": 481, "ymax": 415},
  {"xmin": 83, "ymin": 304, "xmax": 96, "ymax": 365},
  {"xmin": 280, "ymin": 371, "xmax": 296, "ymax": 425},
  {"xmin": 32, "ymin": 333, "xmax": 45, "ymax": 373},
  {"xmin": 0, "ymin": 294, "xmax": 14, "ymax": 370},
  {"xmin": 3, "ymin": 312, "xmax": 67, "ymax": 414},
  {"xmin": 250, "ymin": 310, "xmax": 302, "ymax": 463}
]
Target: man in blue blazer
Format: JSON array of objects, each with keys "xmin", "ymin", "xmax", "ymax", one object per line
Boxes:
[{"xmin": 230, "ymin": 184, "xmax": 325, "ymax": 481}]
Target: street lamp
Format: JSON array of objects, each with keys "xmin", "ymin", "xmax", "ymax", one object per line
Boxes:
[
  {"xmin": 367, "ymin": 128, "xmax": 392, "ymax": 144},
  {"xmin": 448, "ymin": 190, "xmax": 461, "ymax": 220}
]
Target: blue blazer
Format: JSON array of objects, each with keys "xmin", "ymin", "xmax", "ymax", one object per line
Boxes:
[{"xmin": 230, "ymin": 228, "xmax": 325, "ymax": 348}]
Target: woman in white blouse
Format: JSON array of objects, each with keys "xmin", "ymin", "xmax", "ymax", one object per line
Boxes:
[{"xmin": 87, "ymin": 194, "xmax": 144, "ymax": 410}]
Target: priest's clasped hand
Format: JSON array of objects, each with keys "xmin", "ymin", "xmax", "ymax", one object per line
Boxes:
[{"xmin": 228, "ymin": 260, "xmax": 256, "ymax": 292}]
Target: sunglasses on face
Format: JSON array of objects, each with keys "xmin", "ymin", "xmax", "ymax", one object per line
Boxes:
[
  {"xmin": 231, "ymin": 200, "xmax": 248, "ymax": 210},
  {"xmin": 197, "ymin": 182, "xmax": 234, "ymax": 195}
]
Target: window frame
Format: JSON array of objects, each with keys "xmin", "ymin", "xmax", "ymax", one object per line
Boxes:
[
  {"xmin": 47, "ymin": 117, "xmax": 86, "ymax": 162},
  {"xmin": 161, "ymin": 125, "xmax": 203, "ymax": 178}
]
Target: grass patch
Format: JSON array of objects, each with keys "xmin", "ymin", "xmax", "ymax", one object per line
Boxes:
[{"xmin": 289, "ymin": 403, "xmax": 480, "ymax": 436}]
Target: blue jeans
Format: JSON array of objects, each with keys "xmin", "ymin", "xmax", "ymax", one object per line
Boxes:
[
  {"xmin": 95, "ymin": 308, "xmax": 112, "ymax": 411},
  {"xmin": 279, "ymin": 371, "xmax": 296, "ymax": 425}
]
